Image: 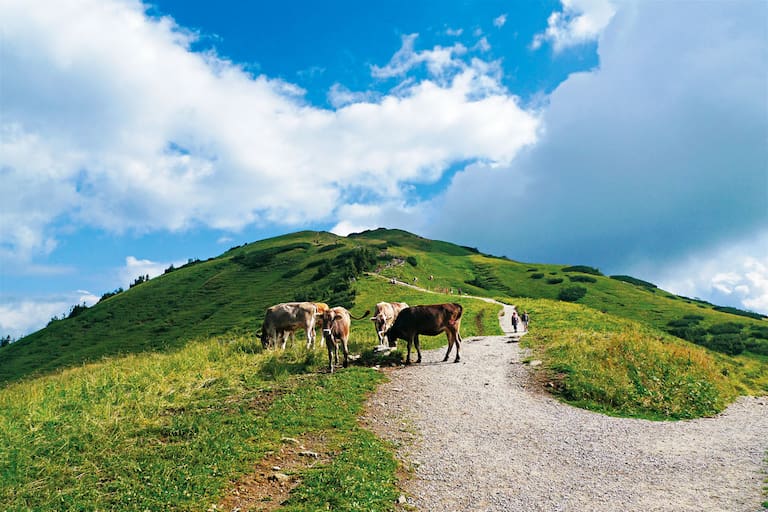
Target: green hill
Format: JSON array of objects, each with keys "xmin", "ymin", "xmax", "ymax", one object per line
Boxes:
[
  {"xmin": 2, "ymin": 228, "xmax": 766, "ymax": 386},
  {"xmin": 2, "ymin": 228, "xmax": 767, "ymax": 510}
]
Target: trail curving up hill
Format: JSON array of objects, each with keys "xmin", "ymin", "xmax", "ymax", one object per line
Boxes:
[{"xmin": 363, "ymin": 302, "xmax": 768, "ymax": 511}]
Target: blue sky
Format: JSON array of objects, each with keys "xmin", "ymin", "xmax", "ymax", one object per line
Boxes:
[{"xmin": 1, "ymin": 0, "xmax": 766, "ymax": 338}]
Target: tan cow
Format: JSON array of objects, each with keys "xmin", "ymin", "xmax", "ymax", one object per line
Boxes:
[
  {"xmin": 320, "ymin": 306, "xmax": 369, "ymax": 373},
  {"xmin": 383, "ymin": 303, "xmax": 464, "ymax": 364},
  {"xmin": 260, "ymin": 302, "xmax": 317, "ymax": 350},
  {"xmin": 370, "ymin": 301, "xmax": 409, "ymax": 346}
]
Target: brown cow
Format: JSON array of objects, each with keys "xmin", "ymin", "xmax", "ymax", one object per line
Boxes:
[
  {"xmin": 370, "ymin": 301, "xmax": 409, "ymax": 346},
  {"xmin": 383, "ymin": 303, "xmax": 464, "ymax": 364},
  {"xmin": 260, "ymin": 302, "xmax": 317, "ymax": 350},
  {"xmin": 320, "ymin": 307, "xmax": 370, "ymax": 372}
]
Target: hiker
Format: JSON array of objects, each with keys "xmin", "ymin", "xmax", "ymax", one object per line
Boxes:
[
  {"xmin": 511, "ymin": 311, "xmax": 519, "ymax": 333},
  {"xmin": 521, "ymin": 311, "xmax": 530, "ymax": 331}
]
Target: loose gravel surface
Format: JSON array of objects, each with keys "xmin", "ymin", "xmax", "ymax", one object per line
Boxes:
[{"xmin": 363, "ymin": 305, "xmax": 768, "ymax": 512}]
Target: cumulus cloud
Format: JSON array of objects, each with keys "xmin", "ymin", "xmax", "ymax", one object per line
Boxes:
[
  {"xmin": 0, "ymin": 290, "xmax": 100, "ymax": 339},
  {"xmin": 339, "ymin": 1, "xmax": 766, "ymax": 313},
  {"xmin": 493, "ymin": 14, "xmax": 508, "ymax": 28},
  {"xmin": 118, "ymin": 256, "xmax": 177, "ymax": 288},
  {"xmin": 531, "ymin": 0, "xmax": 616, "ymax": 51},
  {"xmin": 370, "ymin": 33, "xmax": 468, "ymax": 79},
  {"xmin": 0, "ymin": 0, "xmax": 539, "ymax": 273},
  {"xmin": 652, "ymin": 234, "xmax": 768, "ymax": 315}
]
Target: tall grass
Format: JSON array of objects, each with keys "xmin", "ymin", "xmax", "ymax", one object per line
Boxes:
[{"xmin": 517, "ymin": 299, "xmax": 738, "ymax": 419}]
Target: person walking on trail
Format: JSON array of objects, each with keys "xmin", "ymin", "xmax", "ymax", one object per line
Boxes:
[
  {"xmin": 521, "ymin": 311, "xmax": 529, "ymax": 332},
  {"xmin": 511, "ymin": 310, "xmax": 519, "ymax": 333}
]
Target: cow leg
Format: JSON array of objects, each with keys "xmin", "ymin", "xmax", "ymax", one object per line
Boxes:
[
  {"xmin": 327, "ymin": 342, "xmax": 334, "ymax": 373},
  {"xmin": 405, "ymin": 336, "xmax": 413, "ymax": 364},
  {"xmin": 414, "ymin": 334, "xmax": 422, "ymax": 363},
  {"xmin": 342, "ymin": 337, "xmax": 349, "ymax": 368},
  {"xmin": 280, "ymin": 331, "xmax": 288, "ymax": 350},
  {"xmin": 453, "ymin": 331, "xmax": 461, "ymax": 363},
  {"xmin": 443, "ymin": 333, "xmax": 454, "ymax": 362}
]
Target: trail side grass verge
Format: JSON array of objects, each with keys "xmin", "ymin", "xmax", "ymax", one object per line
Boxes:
[
  {"xmin": 0, "ymin": 338, "xmax": 399, "ymax": 511},
  {"xmin": 515, "ymin": 298, "xmax": 743, "ymax": 420}
]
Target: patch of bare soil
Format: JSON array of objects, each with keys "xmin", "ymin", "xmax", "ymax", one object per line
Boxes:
[{"xmin": 217, "ymin": 434, "xmax": 332, "ymax": 512}]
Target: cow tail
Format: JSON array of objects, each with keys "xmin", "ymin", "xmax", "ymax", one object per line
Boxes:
[
  {"xmin": 349, "ymin": 309, "xmax": 371, "ymax": 320},
  {"xmin": 454, "ymin": 303, "xmax": 463, "ymax": 319}
]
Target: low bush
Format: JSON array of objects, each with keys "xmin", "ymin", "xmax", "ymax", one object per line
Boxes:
[
  {"xmin": 569, "ymin": 275, "xmax": 597, "ymax": 283},
  {"xmin": 558, "ymin": 286, "xmax": 587, "ymax": 302},
  {"xmin": 562, "ymin": 265, "xmax": 603, "ymax": 276},
  {"xmin": 547, "ymin": 278, "xmax": 564, "ymax": 285}
]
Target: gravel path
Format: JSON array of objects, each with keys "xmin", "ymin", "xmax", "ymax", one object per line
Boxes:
[{"xmin": 363, "ymin": 305, "xmax": 768, "ymax": 511}]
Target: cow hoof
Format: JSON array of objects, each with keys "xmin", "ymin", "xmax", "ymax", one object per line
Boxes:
[
  {"xmin": 442, "ymin": 357, "xmax": 448, "ymax": 362},
  {"xmin": 454, "ymin": 357, "xmax": 460, "ymax": 363},
  {"xmin": 416, "ymin": 358, "xmax": 422, "ymax": 364}
]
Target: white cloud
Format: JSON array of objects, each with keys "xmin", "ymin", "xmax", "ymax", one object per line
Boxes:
[
  {"xmin": 370, "ymin": 33, "xmax": 468, "ymax": 79},
  {"xmin": 0, "ymin": 1, "xmax": 539, "ymax": 273},
  {"xmin": 493, "ymin": 14, "xmax": 508, "ymax": 28},
  {"xmin": 118, "ymin": 256, "xmax": 179, "ymax": 288},
  {"xmin": 335, "ymin": 1, "xmax": 767, "ymax": 316},
  {"xmin": 531, "ymin": 0, "xmax": 616, "ymax": 51},
  {"xmin": 0, "ymin": 290, "xmax": 100, "ymax": 339},
  {"xmin": 652, "ymin": 234, "xmax": 768, "ymax": 315}
]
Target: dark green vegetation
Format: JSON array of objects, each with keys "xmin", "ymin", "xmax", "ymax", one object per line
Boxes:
[{"xmin": 1, "ymin": 228, "xmax": 767, "ymax": 510}]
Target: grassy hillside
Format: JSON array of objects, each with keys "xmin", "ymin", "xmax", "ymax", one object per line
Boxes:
[
  {"xmin": 1, "ymin": 228, "xmax": 767, "ymax": 510},
  {"xmin": 2, "ymin": 228, "xmax": 766, "ymax": 387}
]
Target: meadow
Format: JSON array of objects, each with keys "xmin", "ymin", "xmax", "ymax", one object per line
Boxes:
[{"xmin": 1, "ymin": 228, "xmax": 766, "ymax": 509}]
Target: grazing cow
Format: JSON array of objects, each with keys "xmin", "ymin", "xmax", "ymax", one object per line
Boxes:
[
  {"xmin": 370, "ymin": 301, "xmax": 409, "ymax": 346},
  {"xmin": 260, "ymin": 302, "xmax": 317, "ymax": 350},
  {"xmin": 277, "ymin": 302, "xmax": 331, "ymax": 348},
  {"xmin": 321, "ymin": 307, "xmax": 370, "ymax": 373},
  {"xmin": 384, "ymin": 303, "xmax": 464, "ymax": 364}
]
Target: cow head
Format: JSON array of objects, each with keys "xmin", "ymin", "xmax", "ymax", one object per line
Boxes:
[{"xmin": 382, "ymin": 325, "xmax": 399, "ymax": 348}]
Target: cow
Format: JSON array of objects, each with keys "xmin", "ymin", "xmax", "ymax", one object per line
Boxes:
[
  {"xmin": 320, "ymin": 307, "xmax": 370, "ymax": 373},
  {"xmin": 371, "ymin": 301, "xmax": 409, "ymax": 346},
  {"xmin": 383, "ymin": 303, "xmax": 464, "ymax": 364},
  {"xmin": 276, "ymin": 301, "xmax": 331, "ymax": 348},
  {"xmin": 259, "ymin": 302, "xmax": 317, "ymax": 350}
]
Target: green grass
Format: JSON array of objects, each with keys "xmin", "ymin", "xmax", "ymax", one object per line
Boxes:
[
  {"xmin": 0, "ymin": 338, "xmax": 399, "ymax": 511},
  {"xmin": 2, "ymin": 227, "xmax": 767, "ymax": 508},
  {"xmin": 516, "ymin": 298, "xmax": 741, "ymax": 419}
]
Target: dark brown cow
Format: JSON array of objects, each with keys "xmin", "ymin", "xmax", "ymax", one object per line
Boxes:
[
  {"xmin": 370, "ymin": 301, "xmax": 409, "ymax": 346},
  {"xmin": 320, "ymin": 307, "xmax": 370, "ymax": 372},
  {"xmin": 383, "ymin": 303, "xmax": 464, "ymax": 364}
]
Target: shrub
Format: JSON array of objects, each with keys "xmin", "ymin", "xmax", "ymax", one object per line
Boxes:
[
  {"xmin": 712, "ymin": 306, "xmax": 766, "ymax": 320},
  {"xmin": 707, "ymin": 334, "xmax": 746, "ymax": 356},
  {"xmin": 558, "ymin": 286, "xmax": 587, "ymax": 302},
  {"xmin": 406, "ymin": 256, "xmax": 418, "ymax": 267},
  {"xmin": 569, "ymin": 275, "xmax": 597, "ymax": 283},
  {"xmin": 547, "ymin": 278, "xmax": 564, "ymax": 285},
  {"xmin": 708, "ymin": 322, "xmax": 744, "ymax": 335},
  {"xmin": 562, "ymin": 265, "xmax": 603, "ymax": 276},
  {"xmin": 610, "ymin": 275, "xmax": 658, "ymax": 289},
  {"xmin": 530, "ymin": 273, "xmax": 544, "ymax": 280}
]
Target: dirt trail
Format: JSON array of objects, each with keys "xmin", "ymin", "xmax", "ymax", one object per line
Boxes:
[{"xmin": 363, "ymin": 300, "xmax": 768, "ymax": 511}]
